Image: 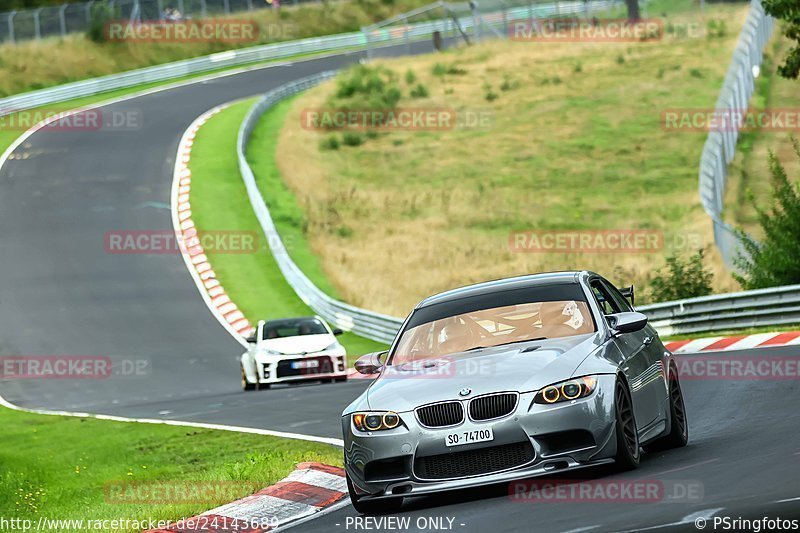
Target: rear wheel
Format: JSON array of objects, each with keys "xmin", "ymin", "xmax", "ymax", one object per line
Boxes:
[
  {"xmin": 613, "ymin": 380, "xmax": 640, "ymax": 470},
  {"xmin": 347, "ymin": 473, "xmax": 403, "ymax": 515},
  {"xmin": 241, "ymin": 366, "xmax": 255, "ymax": 391},
  {"xmin": 645, "ymin": 363, "xmax": 688, "ymax": 452}
]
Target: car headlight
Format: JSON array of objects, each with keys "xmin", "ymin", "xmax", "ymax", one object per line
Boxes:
[
  {"xmin": 352, "ymin": 411, "xmax": 402, "ymax": 432},
  {"xmin": 323, "ymin": 342, "xmax": 341, "ymax": 352},
  {"xmin": 534, "ymin": 376, "xmax": 598, "ymax": 405},
  {"xmin": 262, "ymin": 348, "xmax": 282, "ymax": 356}
]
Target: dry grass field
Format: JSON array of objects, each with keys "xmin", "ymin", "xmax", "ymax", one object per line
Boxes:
[
  {"xmin": 0, "ymin": 0, "xmax": 430, "ymax": 97},
  {"xmin": 270, "ymin": 4, "xmax": 752, "ymax": 317}
]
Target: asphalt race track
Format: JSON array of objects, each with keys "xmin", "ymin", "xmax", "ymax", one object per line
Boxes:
[{"xmin": 1, "ymin": 45, "xmax": 799, "ymax": 532}]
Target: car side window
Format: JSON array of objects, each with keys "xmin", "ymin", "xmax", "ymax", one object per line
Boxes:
[
  {"xmin": 603, "ymin": 281, "xmax": 634, "ymax": 313},
  {"xmin": 590, "ymin": 280, "xmax": 621, "ymax": 316}
]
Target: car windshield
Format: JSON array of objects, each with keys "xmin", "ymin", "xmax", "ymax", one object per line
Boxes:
[
  {"xmin": 390, "ymin": 284, "xmax": 595, "ymax": 365},
  {"xmin": 262, "ymin": 318, "xmax": 328, "ymax": 339}
]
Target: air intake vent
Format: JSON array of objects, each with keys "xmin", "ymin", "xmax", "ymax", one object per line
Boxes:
[
  {"xmin": 415, "ymin": 401, "xmax": 464, "ymax": 428},
  {"xmin": 415, "ymin": 441, "xmax": 535, "ymax": 480},
  {"xmin": 469, "ymin": 392, "xmax": 518, "ymax": 421}
]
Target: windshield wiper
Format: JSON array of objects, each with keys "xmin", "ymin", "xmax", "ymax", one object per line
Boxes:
[{"xmin": 464, "ymin": 337, "xmax": 548, "ymax": 351}]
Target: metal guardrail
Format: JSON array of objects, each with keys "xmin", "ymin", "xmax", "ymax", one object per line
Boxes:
[
  {"xmin": 639, "ymin": 285, "xmax": 800, "ymax": 336},
  {"xmin": 238, "ymin": 74, "xmax": 800, "ymax": 344},
  {"xmin": 0, "ymin": 0, "xmax": 618, "ymax": 116},
  {"xmin": 699, "ymin": 0, "xmax": 775, "ymax": 269},
  {"xmin": 237, "ymin": 72, "xmax": 405, "ymax": 345}
]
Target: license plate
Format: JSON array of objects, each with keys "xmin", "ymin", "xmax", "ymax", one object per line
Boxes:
[
  {"xmin": 291, "ymin": 360, "xmax": 319, "ymax": 369},
  {"xmin": 445, "ymin": 428, "xmax": 494, "ymax": 447}
]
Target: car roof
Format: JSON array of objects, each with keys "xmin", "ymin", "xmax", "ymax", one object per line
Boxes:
[{"xmin": 416, "ymin": 271, "xmax": 591, "ymax": 309}]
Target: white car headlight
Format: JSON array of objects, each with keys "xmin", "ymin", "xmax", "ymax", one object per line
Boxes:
[{"xmin": 324, "ymin": 342, "xmax": 341, "ymax": 351}]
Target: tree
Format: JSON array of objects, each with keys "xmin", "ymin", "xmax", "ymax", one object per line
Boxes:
[
  {"xmin": 763, "ymin": 0, "xmax": 800, "ymax": 79},
  {"xmin": 625, "ymin": 0, "xmax": 640, "ymax": 21},
  {"xmin": 734, "ymin": 137, "xmax": 800, "ymax": 288}
]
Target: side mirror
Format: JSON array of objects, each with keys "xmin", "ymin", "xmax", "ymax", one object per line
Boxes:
[
  {"xmin": 354, "ymin": 351, "xmax": 387, "ymax": 375},
  {"xmin": 245, "ymin": 333, "xmax": 257, "ymax": 344},
  {"xmin": 607, "ymin": 312, "xmax": 648, "ymax": 334},
  {"xmin": 332, "ymin": 328, "xmax": 344, "ymax": 336},
  {"xmin": 620, "ymin": 285, "xmax": 635, "ymax": 307}
]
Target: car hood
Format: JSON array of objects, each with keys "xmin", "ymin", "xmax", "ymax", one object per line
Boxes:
[
  {"xmin": 365, "ymin": 333, "xmax": 602, "ymax": 412},
  {"xmin": 260, "ymin": 334, "xmax": 335, "ymax": 355}
]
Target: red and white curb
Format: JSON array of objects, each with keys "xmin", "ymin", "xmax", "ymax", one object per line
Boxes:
[
  {"xmin": 172, "ymin": 104, "xmax": 255, "ymax": 342},
  {"xmin": 147, "ymin": 463, "xmax": 346, "ymax": 532},
  {"xmin": 665, "ymin": 331, "xmax": 800, "ymax": 354}
]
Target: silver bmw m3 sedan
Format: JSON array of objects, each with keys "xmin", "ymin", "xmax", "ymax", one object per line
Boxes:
[{"xmin": 342, "ymin": 271, "xmax": 688, "ymax": 514}]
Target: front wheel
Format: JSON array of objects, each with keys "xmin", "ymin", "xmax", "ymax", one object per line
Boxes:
[
  {"xmin": 645, "ymin": 363, "xmax": 689, "ymax": 452},
  {"xmin": 241, "ymin": 366, "xmax": 255, "ymax": 391},
  {"xmin": 613, "ymin": 380, "xmax": 640, "ymax": 470},
  {"xmin": 347, "ymin": 473, "xmax": 403, "ymax": 515}
]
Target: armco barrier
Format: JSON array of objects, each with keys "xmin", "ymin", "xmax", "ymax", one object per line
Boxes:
[
  {"xmin": 0, "ymin": 0, "xmax": 616, "ymax": 116},
  {"xmin": 238, "ymin": 74, "xmax": 800, "ymax": 344}
]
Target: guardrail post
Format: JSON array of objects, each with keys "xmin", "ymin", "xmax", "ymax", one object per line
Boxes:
[
  {"xmin": 403, "ymin": 14, "xmax": 410, "ymax": 55},
  {"xmin": 200, "ymin": 0, "xmax": 207, "ymax": 18},
  {"xmin": 7, "ymin": 11, "xmax": 16, "ymax": 44},
  {"xmin": 223, "ymin": 0, "xmax": 230, "ymax": 14},
  {"xmin": 177, "ymin": 0, "xmax": 184, "ymax": 17},
  {"xmin": 59, "ymin": 4, "xmax": 68, "ymax": 37},
  {"xmin": 33, "ymin": 8, "xmax": 42, "ymax": 40},
  {"xmin": 85, "ymin": 1, "xmax": 94, "ymax": 25},
  {"xmin": 246, "ymin": 0, "xmax": 253, "ymax": 11}
]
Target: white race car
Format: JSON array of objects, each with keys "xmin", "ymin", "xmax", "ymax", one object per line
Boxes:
[{"xmin": 240, "ymin": 316, "xmax": 348, "ymax": 390}]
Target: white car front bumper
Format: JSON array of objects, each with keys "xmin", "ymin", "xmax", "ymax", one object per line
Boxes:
[{"xmin": 244, "ymin": 352, "xmax": 348, "ymax": 385}]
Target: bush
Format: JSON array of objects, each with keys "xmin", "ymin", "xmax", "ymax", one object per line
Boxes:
[
  {"xmin": 86, "ymin": 1, "xmax": 113, "ymax": 43},
  {"xmin": 342, "ymin": 132, "xmax": 364, "ymax": 147},
  {"xmin": 333, "ymin": 65, "xmax": 401, "ymax": 110},
  {"xmin": 649, "ymin": 250, "xmax": 713, "ymax": 302},
  {"xmin": 500, "ymin": 75, "xmax": 520, "ymax": 91},
  {"xmin": 707, "ymin": 19, "xmax": 727, "ymax": 39},
  {"xmin": 409, "ymin": 83, "xmax": 429, "ymax": 98},
  {"xmin": 404, "ymin": 69, "xmax": 416, "ymax": 85},
  {"xmin": 319, "ymin": 135, "xmax": 340, "ymax": 151},
  {"xmin": 734, "ymin": 138, "xmax": 800, "ymax": 288}
]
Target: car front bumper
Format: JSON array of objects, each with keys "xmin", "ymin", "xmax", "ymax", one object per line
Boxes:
[
  {"xmin": 343, "ymin": 374, "xmax": 618, "ymax": 500},
  {"xmin": 255, "ymin": 353, "xmax": 348, "ymax": 384}
]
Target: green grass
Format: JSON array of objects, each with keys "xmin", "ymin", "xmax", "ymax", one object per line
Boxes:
[
  {"xmin": 0, "ymin": 406, "xmax": 341, "ymax": 531},
  {"xmin": 188, "ymin": 99, "xmax": 388, "ymax": 365}
]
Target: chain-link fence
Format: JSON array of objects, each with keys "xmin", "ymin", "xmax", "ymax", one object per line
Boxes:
[
  {"xmin": 362, "ymin": 0, "xmax": 623, "ymax": 60},
  {"xmin": 0, "ymin": 0, "xmax": 315, "ymax": 44},
  {"xmin": 698, "ymin": 0, "xmax": 775, "ymax": 269}
]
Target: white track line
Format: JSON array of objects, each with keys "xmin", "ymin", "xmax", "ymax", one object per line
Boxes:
[{"xmin": 0, "ymin": 392, "xmax": 343, "ymax": 446}]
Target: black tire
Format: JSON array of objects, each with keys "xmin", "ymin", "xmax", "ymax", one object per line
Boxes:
[
  {"xmin": 645, "ymin": 363, "xmax": 689, "ymax": 452},
  {"xmin": 335, "ymin": 376, "xmax": 348, "ymax": 383},
  {"xmin": 347, "ymin": 473, "xmax": 403, "ymax": 515},
  {"xmin": 241, "ymin": 366, "xmax": 255, "ymax": 391},
  {"xmin": 613, "ymin": 379, "xmax": 640, "ymax": 470}
]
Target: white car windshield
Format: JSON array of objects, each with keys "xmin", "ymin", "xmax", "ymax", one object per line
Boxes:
[
  {"xmin": 263, "ymin": 318, "xmax": 328, "ymax": 339},
  {"xmin": 391, "ymin": 284, "xmax": 595, "ymax": 366}
]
